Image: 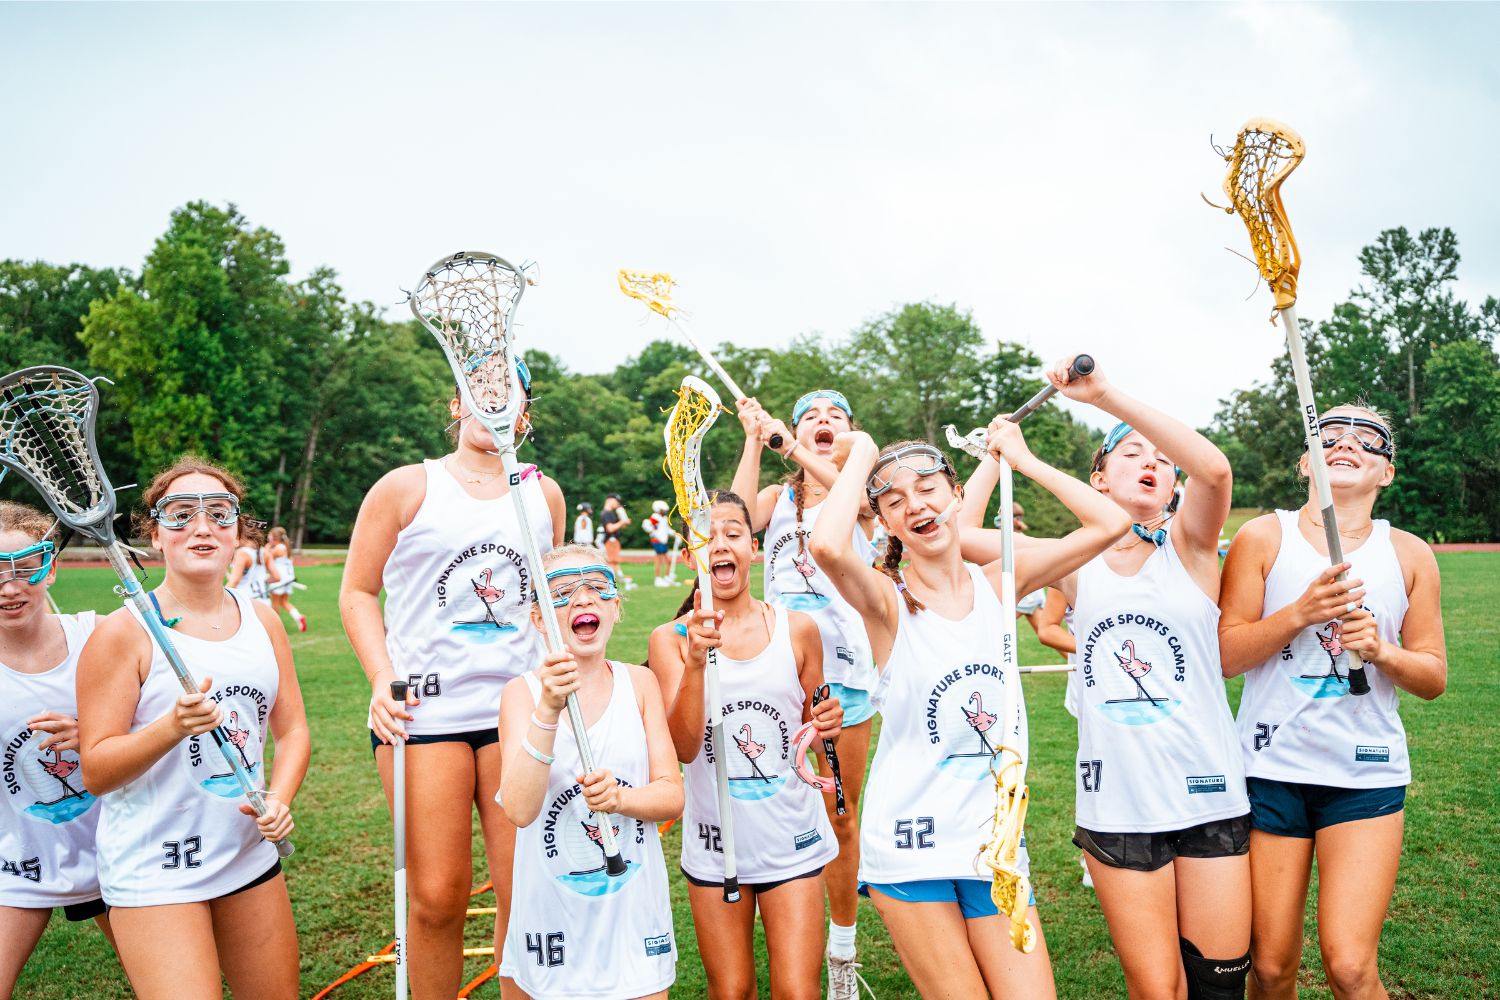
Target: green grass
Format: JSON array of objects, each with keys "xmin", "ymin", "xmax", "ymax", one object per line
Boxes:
[{"xmin": 21, "ymin": 555, "xmax": 1499, "ymax": 999}]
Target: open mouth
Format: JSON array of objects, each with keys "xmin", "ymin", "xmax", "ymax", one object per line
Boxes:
[
  {"xmin": 1328, "ymin": 456, "xmax": 1358, "ymax": 469},
  {"xmin": 188, "ymin": 543, "xmax": 218, "ymax": 555},
  {"xmin": 0, "ymin": 599, "xmax": 27, "ymax": 612},
  {"xmin": 571, "ymin": 612, "xmax": 600, "ymax": 639},
  {"xmin": 814, "ymin": 429, "xmax": 835, "ymax": 448},
  {"xmin": 912, "ymin": 516, "xmax": 940, "ymax": 537},
  {"xmin": 711, "ymin": 559, "xmax": 737, "ymax": 584},
  {"xmin": 1138, "ymin": 472, "xmax": 1157, "ymax": 490}
]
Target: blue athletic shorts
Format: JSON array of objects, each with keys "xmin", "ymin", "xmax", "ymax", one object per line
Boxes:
[
  {"xmin": 651, "ymin": 541, "xmax": 669, "ymax": 555},
  {"xmin": 862, "ymin": 876, "xmax": 1036, "ymax": 917},
  {"xmin": 828, "ymin": 682, "xmax": 875, "ymax": 727},
  {"xmin": 1247, "ymin": 777, "xmax": 1406, "ymax": 839}
]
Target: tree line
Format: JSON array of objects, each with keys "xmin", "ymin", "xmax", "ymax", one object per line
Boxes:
[{"xmin": 3, "ymin": 203, "xmax": 1495, "ymax": 544}]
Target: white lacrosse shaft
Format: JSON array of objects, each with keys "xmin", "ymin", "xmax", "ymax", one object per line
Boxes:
[
  {"xmin": 693, "ymin": 556, "xmax": 741, "ymax": 903},
  {"xmin": 1017, "ymin": 664, "xmax": 1074, "ymax": 675},
  {"xmin": 501, "ymin": 451, "xmax": 629, "ymax": 874},
  {"xmin": 390, "ymin": 680, "xmax": 408, "ymax": 1000},
  {"xmin": 101, "ymin": 543, "xmax": 294, "ymax": 858},
  {"xmin": 997, "ymin": 458, "xmax": 1025, "ymax": 773},
  {"xmin": 1280, "ymin": 306, "xmax": 1370, "ymax": 696},
  {"xmin": 667, "ymin": 314, "xmax": 747, "ymax": 402}
]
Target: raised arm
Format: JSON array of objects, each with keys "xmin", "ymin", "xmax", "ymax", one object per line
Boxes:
[
  {"xmin": 731, "ymin": 398, "xmax": 779, "ymax": 531},
  {"xmin": 808, "ymin": 431, "xmax": 900, "ymax": 663},
  {"xmin": 647, "ymin": 593, "xmax": 721, "ymax": 763},
  {"xmin": 958, "ymin": 454, "xmax": 1002, "ymax": 531},
  {"xmin": 981, "ymin": 420, "xmax": 1131, "ymax": 598}
]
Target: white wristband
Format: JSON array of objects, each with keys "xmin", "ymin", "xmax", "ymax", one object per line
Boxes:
[{"xmin": 522, "ymin": 738, "xmax": 555, "ymax": 766}]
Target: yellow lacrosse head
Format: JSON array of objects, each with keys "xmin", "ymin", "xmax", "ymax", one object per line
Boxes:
[
  {"xmin": 662, "ymin": 375, "xmax": 723, "ymax": 562},
  {"xmin": 618, "ymin": 269, "xmax": 678, "ymax": 319},
  {"xmin": 1218, "ymin": 118, "xmax": 1305, "ymax": 311},
  {"xmin": 976, "ymin": 748, "xmax": 1036, "ymax": 953}
]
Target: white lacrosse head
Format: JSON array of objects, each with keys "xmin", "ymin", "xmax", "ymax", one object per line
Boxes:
[
  {"xmin": 0, "ymin": 366, "xmax": 118, "ymax": 539},
  {"xmin": 409, "ymin": 251, "xmax": 529, "ymax": 439},
  {"xmin": 663, "ymin": 375, "xmax": 723, "ymax": 554},
  {"xmin": 944, "ymin": 423, "xmax": 988, "ymax": 461}
]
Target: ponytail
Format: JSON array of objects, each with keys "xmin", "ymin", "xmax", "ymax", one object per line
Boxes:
[
  {"xmin": 879, "ymin": 535, "xmax": 924, "ymax": 614},
  {"xmin": 673, "ymin": 577, "xmax": 700, "ymax": 619}
]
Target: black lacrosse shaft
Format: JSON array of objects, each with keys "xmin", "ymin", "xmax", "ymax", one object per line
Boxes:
[
  {"xmin": 1007, "ymin": 354, "xmax": 1095, "ymax": 424},
  {"xmin": 813, "ymin": 684, "xmax": 846, "ymax": 815}
]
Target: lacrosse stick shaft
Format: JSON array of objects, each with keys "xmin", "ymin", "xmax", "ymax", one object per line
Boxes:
[
  {"xmin": 1280, "ymin": 307, "xmax": 1370, "ymax": 696},
  {"xmin": 1017, "ymin": 664, "xmax": 1074, "ymax": 675},
  {"xmin": 391, "ymin": 681, "xmax": 408, "ymax": 1000},
  {"xmin": 812, "ymin": 686, "xmax": 846, "ymax": 815},
  {"xmin": 695, "ymin": 564, "xmax": 741, "ymax": 903},
  {"xmin": 668, "ymin": 315, "xmax": 746, "ymax": 401},
  {"xmin": 498, "ymin": 451, "xmax": 628, "ymax": 873},
  {"xmin": 998, "ymin": 459, "xmax": 1023, "ymax": 747},
  {"xmin": 101, "ymin": 543, "xmax": 295, "ymax": 858},
  {"xmin": 1007, "ymin": 354, "xmax": 1095, "ymax": 424}
]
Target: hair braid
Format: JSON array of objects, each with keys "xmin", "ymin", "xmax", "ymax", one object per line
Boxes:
[
  {"xmin": 786, "ymin": 467, "xmax": 808, "ymax": 558},
  {"xmin": 879, "ymin": 535, "xmax": 924, "ymax": 614}
]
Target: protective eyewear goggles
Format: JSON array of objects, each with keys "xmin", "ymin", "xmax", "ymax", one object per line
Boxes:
[
  {"xmin": 544, "ymin": 564, "xmax": 618, "ymax": 607},
  {"xmin": 0, "ymin": 541, "xmax": 55, "ymax": 585},
  {"xmin": 1093, "ymin": 422, "xmax": 1182, "ymax": 479},
  {"xmin": 150, "ymin": 492, "xmax": 241, "ymax": 529},
  {"xmin": 792, "ymin": 389, "xmax": 853, "ymax": 427},
  {"xmin": 867, "ymin": 444, "xmax": 953, "ymax": 500},
  {"xmin": 1316, "ymin": 416, "xmax": 1393, "ymax": 459}
]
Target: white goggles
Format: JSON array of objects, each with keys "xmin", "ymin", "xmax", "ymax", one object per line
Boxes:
[
  {"xmin": 866, "ymin": 444, "xmax": 952, "ymax": 500},
  {"xmin": 150, "ymin": 492, "xmax": 241, "ymax": 529}
]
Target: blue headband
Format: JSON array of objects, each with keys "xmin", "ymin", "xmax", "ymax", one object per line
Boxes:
[{"xmin": 792, "ymin": 389, "xmax": 852, "ymax": 427}]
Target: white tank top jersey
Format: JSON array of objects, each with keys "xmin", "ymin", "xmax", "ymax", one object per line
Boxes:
[
  {"xmin": 498, "ymin": 665, "xmax": 675, "ymax": 999},
  {"xmin": 860, "ymin": 565, "xmax": 1030, "ymax": 884},
  {"xmin": 232, "ymin": 546, "xmax": 270, "ymax": 602},
  {"xmin": 97, "ymin": 592, "xmax": 280, "ymax": 906},
  {"xmin": 1072, "ymin": 532, "xmax": 1249, "ymax": 833},
  {"xmin": 268, "ymin": 553, "xmax": 295, "ymax": 594},
  {"xmin": 681, "ymin": 606, "xmax": 837, "ymax": 883},
  {"xmin": 1237, "ymin": 511, "xmax": 1412, "ymax": 787},
  {"xmin": 382, "ymin": 459, "xmax": 554, "ymax": 735},
  {"xmin": 0, "ymin": 613, "xmax": 103, "ymax": 908},
  {"xmin": 763, "ymin": 488, "xmax": 877, "ymax": 692},
  {"xmin": 1063, "ymin": 603, "xmax": 1080, "ymax": 719}
]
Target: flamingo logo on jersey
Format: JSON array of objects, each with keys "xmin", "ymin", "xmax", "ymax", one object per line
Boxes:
[
  {"xmin": 727, "ymin": 722, "xmax": 789, "ymax": 800},
  {"xmin": 449, "ymin": 566, "xmax": 519, "ymax": 640},
  {"xmin": 2, "ymin": 727, "xmax": 97, "ymax": 825},
  {"xmin": 186, "ymin": 693, "xmax": 271, "ymax": 798},
  {"xmin": 543, "ymin": 783, "xmax": 644, "ymax": 897},
  {"xmin": 1079, "ymin": 616, "xmax": 1186, "ymax": 726},
  {"xmin": 928, "ymin": 663, "xmax": 1015, "ymax": 780},
  {"xmin": 1285, "ymin": 619, "xmax": 1354, "ymax": 699},
  {"xmin": 768, "ymin": 531, "xmax": 830, "ymax": 611}
]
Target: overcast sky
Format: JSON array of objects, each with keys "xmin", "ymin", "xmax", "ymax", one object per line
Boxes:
[{"xmin": 3, "ymin": 3, "xmax": 1496, "ymax": 429}]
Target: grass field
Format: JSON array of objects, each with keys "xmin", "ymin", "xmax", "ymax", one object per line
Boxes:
[{"xmin": 21, "ymin": 553, "xmax": 1499, "ymax": 999}]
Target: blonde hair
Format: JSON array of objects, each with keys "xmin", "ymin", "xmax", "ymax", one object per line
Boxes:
[
  {"xmin": 0, "ymin": 500, "xmax": 53, "ymax": 544},
  {"xmin": 1325, "ymin": 401, "xmax": 1397, "ymax": 461}
]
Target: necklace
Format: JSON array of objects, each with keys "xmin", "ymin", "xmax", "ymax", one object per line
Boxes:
[
  {"xmin": 1113, "ymin": 512, "xmax": 1172, "ymax": 551},
  {"xmin": 455, "ymin": 461, "xmax": 503, "ymax": 484},
  {"xmin": 160, "ymin": 585, "xmax": 227, "ymax": 631},
  {"xmin": 1301, "ymin": 506, "xmax": 1371, "ymax": 539}
]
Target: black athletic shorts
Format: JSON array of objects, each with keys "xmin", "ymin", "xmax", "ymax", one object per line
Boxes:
[
  {"xmin": 681, "ymin": 864, "xmax": 824, "ymax": 896},
  {"xmin": 104, "ymin": 859, "xmax": 281, "ymax": 911},
  {"xmin": 1074, "ymin": 814, "xmax": 1251, "ymax": 872},
  {"xmin": 62, "ymin": 897, "xmax": 106, "ymax": 921},
  {"xmin": 369, "ymin": 727, "xmax": 500, "ymax": 754}
]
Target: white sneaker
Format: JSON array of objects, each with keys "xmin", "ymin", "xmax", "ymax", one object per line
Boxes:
[
  {"xmin": 827, "ymin": 952, "xmax": 874, "ymax": 1000},
  {"xmin": 654, "ymin": 577, "xmax": 670, "ymax": 588}
]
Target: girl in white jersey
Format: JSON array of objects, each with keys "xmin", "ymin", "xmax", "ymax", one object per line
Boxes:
[
  {"xmin": 811, "ymin": 420, "xmax": 1127, "ymax": 1000},
  {"xmin": 77, "ymin": 458, "xmax": 309, "ymax": 1000},
  {"xmin": 997, "ymin": 358, "xmax": 1248, "ymax": 1000},
  {"xmin": 265, "ymin": 526, "xmax": 306, "ymax": 633},
  {"xmin": 226, "ymin": 522, "xmax": 274, "ymax": 603},
  {"xmin": 647, "ymin": 491, "xmax": 843, "ymax": 1000},
  {"xmin": 497, "ymin": 545, "xmax": 682, "ymax": 999},
  {"xmin": 0, "ymin": 502, "xmax": 117, "ymax": 1000},
  {"xmin": 1219, "ymin": 405, "xmax": 1445, "ymax": 1000},
  {"xmin": 729, "ymin": 389, "xmax": 875, "ymax": 992},
  {"xmin": 341, "ymin": 360, "xmax": 566, "ymax": 1000}
]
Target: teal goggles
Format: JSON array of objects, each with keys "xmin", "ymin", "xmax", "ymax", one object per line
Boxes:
[
  {"xmin": 0, "ymin": 541, "xmax": 55, "ymax": 585},
  {"xmin": 545, "ymin": 564, "xmax": 618, "ymax": 607},
  {"xmin": 150, "ymin": 492, "xmax": 241, "ymax": 529},
  {"xmin": 792, "ymin": 389, "xmax": 852, "ymax": 426},
  {"xmin": 1094, "ymin": 423, "xmax": 1182, "ymax": 480}
]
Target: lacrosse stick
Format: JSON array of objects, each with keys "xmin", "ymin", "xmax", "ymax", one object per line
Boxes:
[
  {"xmin": 0, "ymin": 366, "xmax": 293, "ymax": 857},
  {"xmin": 409, "ymin": 251, "xmax": 627, "ymax": 875},
  {"xmin": 619, "ymin": 269, "xmax": 748, "ymax": 402},
  {"xmin": 789, "ymin": 685, "xmax": 845, "ymax": 814},
  {"xmin": 1211, "ymin": 118, "xmax": 1368, "ymax": 695},
  {"xmin": 390, "ymin": 679, "xmax": 409, "ymax": 1000},
  {"xmin": 662, "ymin": 374, "xmax": 741, "ymax": 903}
]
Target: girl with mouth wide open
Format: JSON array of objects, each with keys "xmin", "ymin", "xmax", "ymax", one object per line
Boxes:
[
  {"xmin": 811, "ymin": 410, "xmax": 1127, "ymax": 1000},
  {"xmin": 730, "ymin": 389, "xmax": 877, "ymax": 997},
  {"xmin": 497, "ymin": 545, "xmax": 682, "ymax": 1000},
  {"xmin": 648, "ymin": 490, "xmax": 844, "ymax": 1000},
  {"xmin": 1219, "ymin": 404, "xmax": 1445, "ymax": 1000}
]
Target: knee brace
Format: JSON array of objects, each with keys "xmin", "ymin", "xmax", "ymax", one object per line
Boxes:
[{"xmin": 1181, "ymin": 938, "xmax": 1251, "ymax": 1000}]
